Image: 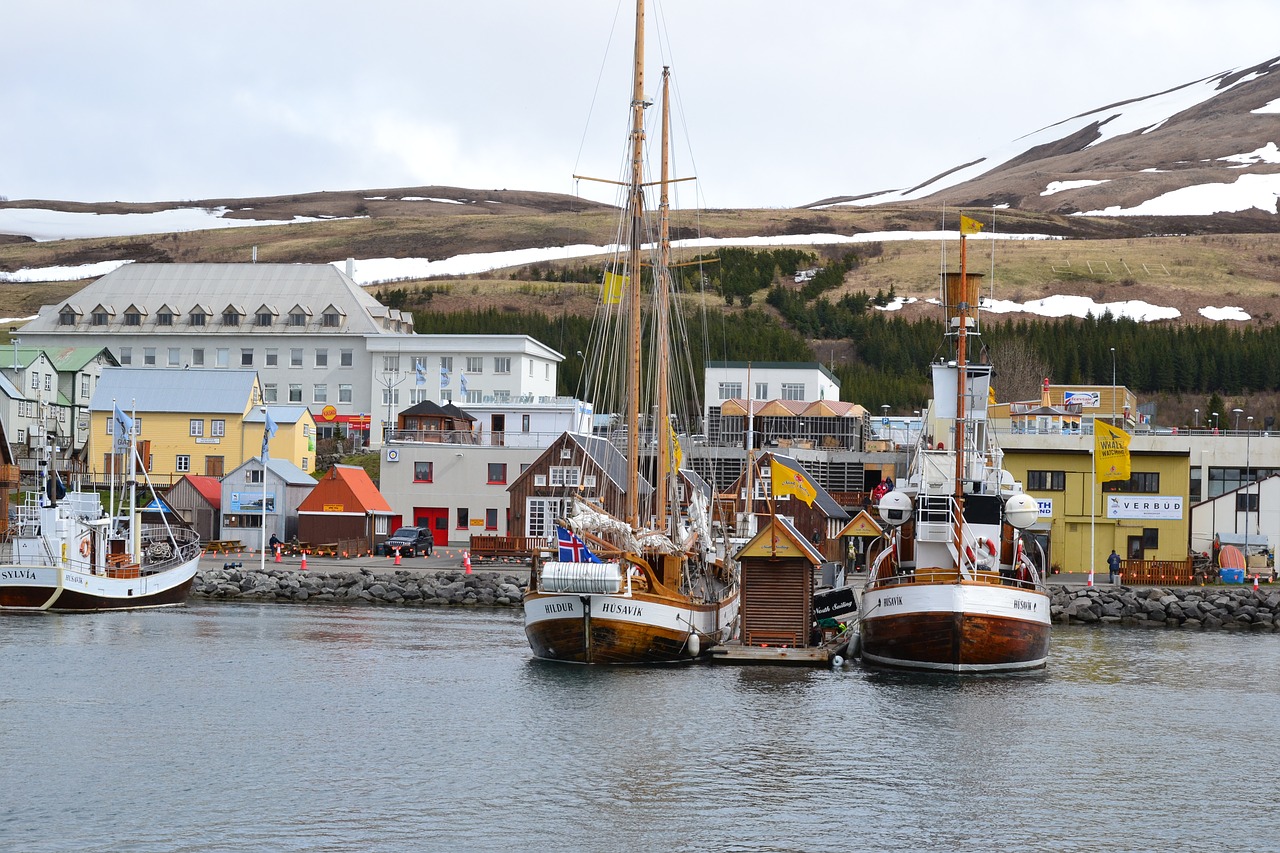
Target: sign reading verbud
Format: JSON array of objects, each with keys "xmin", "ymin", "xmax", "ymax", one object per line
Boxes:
[{"xmin": 1106, "ymin": 495, "xmax": 1183, "ymax": 520}]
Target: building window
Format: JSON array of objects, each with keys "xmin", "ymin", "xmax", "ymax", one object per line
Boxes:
[
  {"xmin": 456, "ymin": 508, "xmax": 469, "ymax": 529},
  {"xmin": 290, "ymin": 348, "xmax": 303, "ymax": 368},
  {"xmin": 43, "ymin": 375, "xmax": 51, "ymax": 391},
  {"xmin": 1236, "ymin": 493, "xmax": 1260, "ymax": 512},
  {"xmin": 487, "ymin": 463, "xmax": 507, "ymax": 484},
  {"xmin": 754, "ymin": 382, "xmax": 768, "ymax": 399},
  {"xmin": 176, "ymin": 455, "xmax": 191, "ymax": 473},
  {"xmin": 288, "ymin": 384, "xmax": 302, "ymax": 403},
  {"xmin": 1103, "ymin": 472, "xmax": 1160, "ymax": 493},
  {"xmin": 241, "ymin": 348, "xmax": 253, "ymax": 367},
  {"xmin": 168, "ymin": 347, "xmax": 181, "ymax": 366},
  {"xmin": 288, "ymin": 311, "xmax": 307, "ymax": 327},
  {"xmin": 190, "ymin": 419, "xmax": 204, "ymax": 437},
  {"xmin": 466, "ymin": 357, "xmax": 483, "ymax": 373},
  {"xmin": 781, "ymin": 383, "xmax": 805, "ymax": 401},
  {"xmin": 494, "ymin": 357, "xmax": 511, "ymax": 374},
  {"xmin": 525, "ymin": 497, "xmax": 571, "ymax": 538},
  {"xmin": 414, "ymin": 461, "xmax": 433, "ymax": 482},
  {"xmin": 214, "ymin": 348, "xmax": 229, "ymax": 368},
  {"xmin": 192, "ymin": 348, "xmax": 204, "ymax": 366},
  {"xmin": 211, "ymin": 419, "xmax": 225, "ymax": 438},
  {"xmin": 80, "ymin": 375, "xmax": 90, "ymax": 398},
  {"xmin": 222, "ymin": 311, "xmax": 241, "ymax": 326},
  {"xmin": 1027, "ymin": 470, "xmax": 1066, "ymax": 491},
  {"xmin": 143, "ymin": 347, "xmax": 156, "ymax": 365},
  {"xmin": 190, "ymin": 311, "xmax": 206, "ymax": 327},
  {"xmin": 124, "ymin": 311, "xmax": 142, "ymax": 326},
  {"xmin": 340, "ymin": 349, "xmax": 353, "ymax": 367},
  {"xmin": 465, "ymin": 390, "xmax": 481, "ymax": 404},
  {"xmin": 92, "ymin": 311, "xmax": 109, "ymax": 326},
  {"xmin": 265, "ymin": 348, "xmax": 278, "ymax": 367},
  {"xmin": 301, "ymin": 457, "xmax": 308, "ymax": 471},
  {"xmin": 322, "ymin": 312, "xmax": 341, "ymax": 327},
  {"xmin": 248, "ymin": 469, "xmax": 263, "ymax": 484},
  {"xmin": 257, "ymin": 311, "xmax": 274, "ymax": 326},
  {"xmin": 383, "ymin": 356, "xmax": 400, "ymax": 372},
  {"xmin": 157, "ymin": 311, "xmax": 174, "ymax": 326},
  {"xmin": 119, "ymin": 348, "xmax": 132, "ymax": 365},
  {"xmin": 264, "ymin": 383, "xmax": 278, "ymax": 403},
  {"xmin": 718, "ymin": 382, "xmax": 742, "ymax": 400},
  {"xmin": 440, "ymin": 356, "xmax": 452, "ymax": 372},
  {"xmin": 522, "ymin": 414, "xmax": 531, "ymax": 432},
  {"xmin": 549, "ymin": 466, "xmax": 581, "ymax": 487},
  {"xmin": 382, "ymin": 388, "xmax": 400, "ymax": 405},
  {"xmin": 314, "ymin": 384, "xmax": 327, "ymax": 402},
  {"xmin": 60, "ymin": 310, "xmax": 77, "ymax": 326},
  {"xmin": 339, "ymin": 384, "xmax": 353, "ymax": 403},
  {"xmin": 315, "ymin": 348, "xmax": 328, "ymax": 367},
  {"xmin": 486, "ymin": 508, "xmax": 499, "ymax": 531},
  {"xmin": 1143, "ymin": 527, "xmax": 1160, "ymax": 549}
]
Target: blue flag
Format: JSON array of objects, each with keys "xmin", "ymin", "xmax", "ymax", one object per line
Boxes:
[
  {"xmin": 415, "ymin": 359, "xmax": 426, "ymax": 386},
  {"xmin": 440, "ymin": 366, "xmax": 449, "ymax": 389},
  {"xmin": 460, "ymin": 373, "xmax": 469, "ymax": 396},
  {"xmin": 556, "ymin": 525, "xmax": 602, "ymax": 563},
  {"xmin": 262, "ymin": 408, "xmax": 279, "ymax": 459}
]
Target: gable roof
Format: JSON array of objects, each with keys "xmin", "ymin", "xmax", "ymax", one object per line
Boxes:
[
  {"xmin": 177, "ymin": 474, "xmax": 222, "ymax": 508},
  {"xmin": 297, "ymin": 464, "xmax": 392, "ymax": 514},
  {"xmin": 89, "ymin": 367, "xmax": 258, "ymax": 414}
]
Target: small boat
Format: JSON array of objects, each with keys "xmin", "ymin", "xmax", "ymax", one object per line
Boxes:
[
  {"xmin": 0, "ymin": 412, "xmax": 202, "ymax": 613},
  {"xmin": 522, "ymin": 0, "xmax": 740, "ymax": 663},
  {"xmin": 859, "ymin": 217, "xmax": 1051, "ymax": 672}
]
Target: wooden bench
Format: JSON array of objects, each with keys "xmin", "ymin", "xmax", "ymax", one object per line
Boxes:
[
  {"xmin": 469, "ymin": 535, "xmax": 550, "ymax": 562},
  {"xmin": 203, "ymin": 540, "xmax": 242, "ymax": 554}
]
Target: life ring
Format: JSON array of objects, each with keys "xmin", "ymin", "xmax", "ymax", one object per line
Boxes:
[{"xmin": 80, "ymin": 539, "xmax": 91, "ymax": 557}]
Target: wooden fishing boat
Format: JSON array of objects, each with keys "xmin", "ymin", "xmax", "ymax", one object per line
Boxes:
[
  {"xmin": 859, "ymin": 218, "xmax": 1051, "ymax": 672},
  {"xmin": 523, "ymin": 0, "xmax": 739, "ymax": 664}
]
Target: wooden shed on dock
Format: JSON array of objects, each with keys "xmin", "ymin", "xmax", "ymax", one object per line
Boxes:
[{"xmin": 735, "ymin": 515, "xmax": 823, "ymax": 648}]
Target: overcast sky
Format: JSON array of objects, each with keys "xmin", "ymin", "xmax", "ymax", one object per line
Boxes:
[{"xmin": 6, "ymin": 0, "xmax": 1280, "ymax": 209}]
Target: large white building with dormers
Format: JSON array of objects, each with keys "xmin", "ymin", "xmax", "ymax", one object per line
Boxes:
[{"xmin": 17, "ymin": 263, "xmax": 566, "ymax": 447}]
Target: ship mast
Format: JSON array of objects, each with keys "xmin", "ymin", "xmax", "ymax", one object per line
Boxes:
[
  {"xmin": 955, "ymin": 230, "xmax": 969, "ymax": 500},
  {"xmin": 655, "ymin": 65, "xmax": 673, "ymax": 533},
  {"xmin": 624, "ymin": 0, "xmax": 646, "ymax": 527}
]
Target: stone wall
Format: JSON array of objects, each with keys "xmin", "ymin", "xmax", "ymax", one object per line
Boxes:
[
  {"xmin": 191, "ymin": 567, "xmax": 527, "ymax": 607},
  {"xmin": 1052, "ymin": 584, "xmax": 1280, "ymax": 631}
]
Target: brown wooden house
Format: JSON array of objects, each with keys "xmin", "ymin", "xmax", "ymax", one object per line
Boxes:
[
  {"xmin": 723, "ymin": 452, "xmax": 850, "ymax": 561},
  {"xmin": 296, "ymin": 464, "xmax": 395, "ymax": 553},
  {"xmin": 736, "ymin": 514, "xmax": 824, "ymax": 647},
  {"xmin": 163, "ymin": 474, "xmax": 222, "ymax": 541},
  {"xmin": 394, "ymin": 401, "xmax": 477, "ymax": 443}
]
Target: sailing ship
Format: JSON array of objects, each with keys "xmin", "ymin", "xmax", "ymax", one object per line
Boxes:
[
  {"xmin": 522, "ymin": 0, "xmax": 740, "ymax": 664},
  {"xmin": 860, "ymin": 217, "xmax": 1051, "ymax": 672},
  {"xmin": 0, "ymin": 409, "xmax": 202, "ymax": 612}
]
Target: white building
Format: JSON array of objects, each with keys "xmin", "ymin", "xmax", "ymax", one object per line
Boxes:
[
  {"xmin": 17, "ymin": 263, "xmax": 566, "ymax": 447},
  {"xmin": 702, "ymin": 360, "xmax": 841, "ymax": 430}
]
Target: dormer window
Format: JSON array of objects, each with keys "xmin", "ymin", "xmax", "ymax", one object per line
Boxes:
[
  {"xmin": 322, "ymin": 311, "xmax": 341, "ymax": 328},
  {"xmin": 124, "ymin": 310, "xmax": 142, "ymax": 326},
  {"xmin": 92, "ymin": 311, "xmax": 109, "ymax": 326},
  {"xmin": 157, "ymin": 311, "xmax": 174, "ymax": 326},
  {"xmin": 59, "ymin": 310, "xmax": 78, "ymax": 326},
  {"xmin": 257, "ymin": 311, "xmax": 274, "ymax": 326},
  {"xmin": 190, "ymin": 311, "xmax": 206, "ymax": 327},
  {"xmin": 288, "ymin": 312, "xmax": 306, "ymax": 327},
  {"xmin": 223, "ymin": 311, "xmax": 241, "ymax": 326}
]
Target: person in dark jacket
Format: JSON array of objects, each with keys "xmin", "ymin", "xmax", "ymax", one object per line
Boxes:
[{"xmin": 1108, "ymin": 550, "xmax": 1122, "ymax": 584}]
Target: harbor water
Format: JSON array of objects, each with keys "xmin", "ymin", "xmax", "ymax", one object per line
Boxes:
[{"xmin": 4, "ymin": 603, "xmax": 1280, "ymax": 852}]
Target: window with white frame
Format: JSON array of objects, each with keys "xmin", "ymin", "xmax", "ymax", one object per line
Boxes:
[
  {"xmin": 265, "ymin": 348, "xmax": 278, "ymax": 367},
  {"xmin": 381, "ymin": 388, "xmax": 400, "ymax": 405},
  {"xmin": 781, "ymin": 383, "xmax": 805, "ymax": 400},
  {"xmin": 754, "ymin": 382, "xmax": 768, "ymax": 399},
  {"xmin": 176, "ymin": 455, "xmax": 191, "ymax": 473},
  {"xmin": 525, "ymin": 497, "xmax": 571, "ymax": 538},
  {"xmin": 211, "ymin": 419, "xmax": 225, "ymax": 438},
  {"xmin": 466, "ymin": 357, "xmax": 483, "ymax": 373},
  {"xmin": 192, "ymin": 348, "xmax": 204, "ymax": 366},
  {"xmin": 289, "ymin": 384, "xmax": 303, "ymax": 403},
  {"xmin": 314, "ymin": 384, "xmax": 328, "ymax": 402},
  {"xmin": 264, "ymin": 383, "xmax": 278, "ymax": 403},
  {"xmin": 290, "ymin": 348, "xmax": 303, "ymax": 368},
  {"xmin": 339, "ymin": 384, "xmax": 352, "ymax": 403},
  {"xmin": 494, "ymin": 357, "xmax": 511, "ymax": 374},
  {"xmin": 718, "ymin": 382, "xmax": 742, "ymax": 400},
  {"xmin": 440, "ymin": 356, "xmax": 453, "ymax": 372},
  {"xmin": 216, "ymin": 348, "xmax": 229, "ymax": 368},
  {"xmin": 549, "ymin": 466, "xmax": 582, "ymax": 487},
  {"xmin": 383, "ymin": 356, "xmax": 399, "ymax": 372},
  {"xmin": 340, "ymin": 349, "xmax": 353, "ymax": 367},
  {"xmin": 241, "ymin": 348, "xmax": 253, "ymax": 367},
  {"xmin": 143, "ymin": 348, "xmax": 156, "ymax": 365},
  {"xmin": 80, "ymin": 375, "xmax": 89, "ymax": 398},
  {"xmin": 190, "ymin": 419, "xmax": 204, "ymax": 437},
  {"xmin": 119, "ymin": 348, "xmax": 132, "ymax": 365},
  {"xmin": 315, "ymin": 348, "xmax": 328, "ymax": 367},
  {"xmin": 168, "ymin": 347, "xmax": 181, "ymax": 366}
]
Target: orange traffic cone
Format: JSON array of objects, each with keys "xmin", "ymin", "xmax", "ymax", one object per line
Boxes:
[
  {"xmin": 274, "ymin": 545, "xmax": 282, "ymax": 563},
  {"xmin": 1254, "ymin": 574, "xmax": 1260, "ymax": 591},
  {"xmin": 463, "ymin": 551, "xmax": 472, "ymax": 574},
  {"xmin": 1087, "ymin": 569, "xmax": 1094, "ymax": 588},
  {"xmin": 394, "ymin": 547, "xmax": 402, "ymax": 566},
  {"xmin": 300, "ymin": 552, "xmax": 308, "ymax": 571}
]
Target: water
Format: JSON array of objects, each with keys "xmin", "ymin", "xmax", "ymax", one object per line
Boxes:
[{"xmin": 4, "ymin": 604, "xmax": 1280, "ymax": 853}]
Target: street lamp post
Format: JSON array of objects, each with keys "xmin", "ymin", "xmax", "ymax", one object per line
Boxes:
[
  {"xmin": 1245, "ymin": 415, "xmax": 1254, "ymax": 556},
  {"xmin": 1233, "ymin": 407, "xmax": 1243, "ymax": 432},
  {"xmin": 1212, "ymin": 412, "xmax": 1219, "ymax": 432},
  {"xmin": 1110, "ymin": 347, "xmax": 1117, "ymax": 426},
  {"xmin": 1194, "ymin": 408, "xmax": 1199, "ymax": 430}
]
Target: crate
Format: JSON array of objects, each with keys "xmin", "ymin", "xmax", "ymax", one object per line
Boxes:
[{"xmin": 1221, "ymin": 568, "xmax": 1245, "ymax": 584}]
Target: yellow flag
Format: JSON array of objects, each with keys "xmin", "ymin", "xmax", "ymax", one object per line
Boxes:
[
  {"xmin": 988, "ymin": 385, "xmax": 997, "ymax": 405},
  {"xmin": 603, "ymin": 271, "xmax": 627, "ymax": 305},
  {"xmin": 1095, "ymin": 421, "xmax": 1131, "ymax": 483},
  {"xmin": 960, "ymin": 214, "xmax": 985, "ymax": 235},
  {"xmin": 771, "ymin": 456, "xmax": 818, "ymax": 506}
]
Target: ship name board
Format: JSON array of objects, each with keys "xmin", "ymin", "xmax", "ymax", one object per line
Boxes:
[{"xmin": 601, "ymin": 601, "xmax": 642, "ymax": 617}]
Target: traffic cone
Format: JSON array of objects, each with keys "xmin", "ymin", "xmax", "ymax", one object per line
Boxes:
[
  {"xmin": 394, "ymin": 547, "xmax": 402, "ymax": 566},
  {"xmin": 463, "ymin": 551, "xmax": 472, "ymax": 574},
  {"xmin": 1087, "ymin": 569, "xmax": 1094, "ymax": 588},
  {"xmin": 300, "ymin": 552, "xmax": 307, "ymax": 571},
  {"xmin": 1254, "ymin": 574, "xmax": 1260, "ymax": 591},
  {"xmin": 274, "ymin": 545, "xmax": 282, "ymax": 563}
]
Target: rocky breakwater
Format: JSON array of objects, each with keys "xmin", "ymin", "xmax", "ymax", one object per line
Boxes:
[
  {"xmin": 1052, "ymin": 584, "xmax": 1280, "ymax": 631},
  {"xmin": 191, "ymin": 567, "xmax": 527, "ymax": 607}
]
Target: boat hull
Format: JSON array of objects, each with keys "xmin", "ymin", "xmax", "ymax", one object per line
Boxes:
[
  {"xmin": 860, "ymin": 581, "xmax": 1050, "ymax": 673},
  {"xmin": 0, "ymin": 558, "xmax": 200, "ymax": 613},
  {"xmin": 524, "ymin": 590, "xmax": 739, "ymax": 664}
]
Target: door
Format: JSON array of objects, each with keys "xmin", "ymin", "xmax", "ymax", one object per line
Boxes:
[
  {"xmin": 491, "ymin": 414, "xmax": 505, "ymax": 447},
  {"xmin": 415, "ymin": 507, "xmax": 450, "ymax": 547},
  {"xmin": 1127, "ymin": 535, "xmax": 1144, "ymax": 561},
  {"xmin": 205, "ymin": 456, "xmax": 224, "ymax": 477}
]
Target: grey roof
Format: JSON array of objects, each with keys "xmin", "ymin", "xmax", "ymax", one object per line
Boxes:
[
  {"xmin": 244, "ymin": 405, "xmax": 311, "ymax": 425},
  {"xmin": 0, "ymin": 371, "xmax": 23, "ymax": 400},
  {"xmin": 21, "ymin": 263, "xmax": 411, "ymax": 335},
  {"xmin": 569, "ymin": 433, "xmax": 652, "ymax": 497},
  {"xmin": 223, "ymin": 455, "xmax": 317, "ymax": 487},
  {"xmin": 90, "ymin": 367, "xmax": 257, "ymax": 414}
]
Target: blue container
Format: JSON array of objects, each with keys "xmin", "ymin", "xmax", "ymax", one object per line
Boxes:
[{"xmin": 1221, "ymin": 568, "xmax": 1245, "ymax": 584}]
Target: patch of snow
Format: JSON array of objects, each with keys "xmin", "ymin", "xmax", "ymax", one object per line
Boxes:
[
  {"xmin": 874, "ymin": 297, "xmax": 917, "ymax": 312},
  {"xmin": 1200, "ymin": 306, "xmax": 1251, "ymax": 321},
  {"xmin": 1041, "ymin": 179, "xmax": 1109, "ymax": 196},
  {"xmin": 1140, "ymin": 168, "xmax": 1167, "ymax": 173},
  {"xmin": 0, "ymin": 206, "xmax": 358, "ymax": 242},
  {"xmin": 1078, "ymin": 172, "xmax": 1280, "ymax": 216},
  {"xmin": 0, "ymin": 260, "xmax": 133, "ymax": 283},
  {"xmin": 1252, "ymin": 98, "xmax": 1280, "ymax": 115},
  {"xmin": 1219, "ymin": 142, "xmax": 1280, "ymax": 165},
  {"xmin": 981, "ymin": 294, "xmax": 1179, "ymax": 322},
  {"xmin": 0, "ymin": 315, "xmax": 38, "ymax": 325},
  {"xmin": 364, "ymin": 196, "xmax": 386, "ymax": 200}
]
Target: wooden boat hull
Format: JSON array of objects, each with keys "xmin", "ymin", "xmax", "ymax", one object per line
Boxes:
[
  {"xmin": 524, "ymin": 589, "xmax": 739, "ymax": 664},
  {"xmin": 0, "ymin": 558, "xmax": 200, "ymax": 613},
  {"xmin": 860, "ymin": 581, "xmax": 1050, "ymax": 672}
]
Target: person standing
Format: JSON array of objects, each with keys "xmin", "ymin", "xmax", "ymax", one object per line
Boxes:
[{"xmin": 1108, "ymin": 549, "xmax": 1122, "ymax": 585}]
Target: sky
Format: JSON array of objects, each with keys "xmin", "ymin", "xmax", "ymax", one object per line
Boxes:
[{"xmin": 6, "ymin": 1, "xmax": 1280, "ymax": 209}]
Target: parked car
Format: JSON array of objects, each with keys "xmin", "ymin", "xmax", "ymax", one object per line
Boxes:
[{"xmin": 377, "ymin": 526, "xmax": 434, "ymax": 557}]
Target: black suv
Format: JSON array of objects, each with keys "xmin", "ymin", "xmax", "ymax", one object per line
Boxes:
[{"xmin": 378, "ymin": 526, "xmax": 434, "ymax": 557}]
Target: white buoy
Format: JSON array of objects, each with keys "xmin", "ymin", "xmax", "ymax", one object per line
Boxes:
[
  {"xmin": 686, "ymin": 633, "xmax": 701, "ymax": 657},
  {"xmin": 831, "ymin": 655, "xmax": 845, "ymax": 668}
]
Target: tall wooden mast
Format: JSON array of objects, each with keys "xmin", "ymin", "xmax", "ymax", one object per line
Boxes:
[
  {"xmin": 624, "ymin": 0, "xmax": 646, "ymax": 527},
  {"xmin": 655, "ymin": 66, "xmax": 673, "ymax": 532},
  {"xmin": 955, "ymin": 231, "xmax": 969, "ymax": 500}
]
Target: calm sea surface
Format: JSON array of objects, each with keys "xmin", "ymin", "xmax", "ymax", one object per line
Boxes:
[{"xmin": 4, "ymin": 603, "xmax": 1280, "ymax": 853}]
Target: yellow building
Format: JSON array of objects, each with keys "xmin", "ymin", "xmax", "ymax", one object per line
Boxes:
[
  {"xmin": 1002, "ymin": 433, "xmax": 1190, "ymax": 573},
  {"xmin": 90, "ymin": 368, "xmax": 317, "ymax": 482}
]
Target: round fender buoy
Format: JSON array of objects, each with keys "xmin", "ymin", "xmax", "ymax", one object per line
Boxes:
[
  {"xmin": 831, "ymin": 655, "xmax": 845, "ymax": 668},
  {"xmin": 686, "ymin": 633, "xmax": 701, "ymax": 657},
  {"xmin": 850, "ymin": 632, "xmax": 863, "ymax": 658}
]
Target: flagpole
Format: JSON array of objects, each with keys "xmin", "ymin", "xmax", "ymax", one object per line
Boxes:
[
  {"xmin": 260, "ymin": 406, "xmax": 271, "ymax": 573},
  {"xmin": 1091, "ymin": 429, "xmax": 1096, "ymax": 582}
]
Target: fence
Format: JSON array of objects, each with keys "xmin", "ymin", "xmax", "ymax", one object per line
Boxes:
[{"xmin": 1119, "ymin": 558, "xmax": 1194, "ymax": 586}]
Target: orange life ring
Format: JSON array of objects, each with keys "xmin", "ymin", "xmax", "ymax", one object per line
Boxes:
[{"xmin": 80, "ymin": 539, "xmax": 91, "ymax": 557}]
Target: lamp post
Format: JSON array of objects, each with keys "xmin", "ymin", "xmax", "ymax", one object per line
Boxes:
[
  {"xmin": 1110, "ymin": 347, "xmax": 1117, "ymax": 426},
  {"xmin": 1212, "ymin": 412, "xmax": 1219, "ymax": 432},
  {"xmin": 1245, "ymin": 415, "xmax": 1254, "ymax": 556},
  {"xmin": 1194, "ymin": 408, "xmax": 1199, "ymax": 430},
  {"xmin": 1233, "ymin": 407, "xmax": 1243, "ymax": 432}
]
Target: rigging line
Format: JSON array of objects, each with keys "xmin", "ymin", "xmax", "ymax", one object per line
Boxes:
[{"xmin": 571, "ymin": 0, "xmax": 628, "ymax": 184}]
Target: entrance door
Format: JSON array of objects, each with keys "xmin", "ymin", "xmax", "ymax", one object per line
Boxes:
[
  {"xmin": 491, "ymin": 414, "xmax": 505, "ymax": 447},
  {"xmin": 205, "ymin": 456, "xmax": 224, "ymax": 477},
  {"xmin": 1127, "ymin": 535, "xmax": 1144, "ymax": 560},
  {"xmin": 415, "ymin": 507, "xmax": 450, "ymax": 547}
]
